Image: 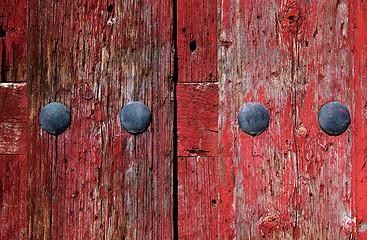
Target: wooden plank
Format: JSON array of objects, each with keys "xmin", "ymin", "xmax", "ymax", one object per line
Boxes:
[
  {"xmin": 218, "ymin": 0, "xmax": 353, "ymax": 238},
  {"xmin": 27, "ymin": 0, "xmax": 174, "ymax": 239},
  {"xmin": 176, "ymin": 0, "xmax": 219, "ymax": 237},
  {"xmin": 292, "ymin": 1, "xmax": 352, "ymax": 238},
  {"xmin": 0, "ymin": 155, "xmax": 27, "ymax": 239},
  {"xmin": 0, "ymin": 0, "xmax": 27, "ymax": 82},
  {"xmin": 349, "ymin": 1, "xmax": 367, "ymax": 238},
  {"xmin": 218, "ymin": 0, "xmax": 297, "ymax": 237},
  {"xmin": 177, "ymin": 83, "xmax": 218, "ymax": 157},
  {"xmin": 177, "ymin": 156, "xmax": 219, "ymax": 239},
  {"xmin": 0, "ymin": 83, "xmax": 27, "ymax": 154},
  {"xmin": 177, "ymin": 0, "xmax": 217, "ymax": 83}
]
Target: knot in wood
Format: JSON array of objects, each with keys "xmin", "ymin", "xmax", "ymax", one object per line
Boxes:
[
  {"xmin": 279, "ymin": 2, "xmax": 303, "ymax": 34},
  {"xmin": 259, "ymin": 213, "xmax": 281, "ymax": 235}
]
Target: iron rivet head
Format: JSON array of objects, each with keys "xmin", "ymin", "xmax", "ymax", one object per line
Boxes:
[
  {"xmin": 318, "ymin": 101, "xmax": 351, "ymax": 136},
  {"xmin": 40, "ymin": 102, "xmax": 71, "ymax": 135},
  {"xmin": 238, "ymin": 103, "xmax": 269, "ymax": 136},
  {"xmin": 120, "ymin": 101, "xmax": 151, "ymax": 134}
]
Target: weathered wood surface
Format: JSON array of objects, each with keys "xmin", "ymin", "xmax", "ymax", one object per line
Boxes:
[
  {"xmin": 177, "ymin": 0, "xmax": 217, "ymax": 83},
  {"xmin": 177, "ymin": 156, "xmax": 219, "ymax": 239},
  {"xmin": 177, "ymin": 83, "xmax": 218, "ymax": 157},
  {"xmin": 0, "ymin": 1, "xmax": 28, "ymax": 238},
  {"xmin": 0, "ymin": 0, "xmax": 27, "ymax": 82},
  {"xmin": 176, "ymin": 0, "xmax": 219, "ymax": 238},
  {"xmin": 0, "ymin": 83, "xmax": 27, "ymax": 154},
  {"xmin": 0, "ymin": 155, "xmax": 27, "ymax": 239},
  {"xmin": 217, "ymin": 0, "xmax": 365, "ymax": 239},
  {"xmin": 0, "ymin": 82, "xmax": 27, "ymax": 239},
  {"xmin": 350, "ymin": 1, "xmax": 367, "ymax": 238},
  {"xmin": 27, "ymin": 0, "xmax": 174, "ymax": 239},
  {"xmin": 2, "ymin": 0, "xmax": 367, "ymax": 239}
]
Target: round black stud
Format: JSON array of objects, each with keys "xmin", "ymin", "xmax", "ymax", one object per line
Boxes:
[
  {"xmin": 318, "ymin": 101, "xmax": 351, "ymax": 136},
  {"xmin": 120, "ymin": 102, "xmax": 152, "ymax": 134},
  {"xmin": 40, "ymin": 102, "xmax": 71, "ymax": 135},
  {"xmin": 238, "ymin": 103, "xmax": 269, "ymax": 136}
]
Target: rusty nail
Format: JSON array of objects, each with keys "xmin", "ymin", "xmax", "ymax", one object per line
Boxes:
[
  {"xmin": 40, "ymin": 102, "xmax": 71, "ymax": 135},
  {"xmin": 238, "ymin": 103, "xmax": 269, "ymax": 136},
  {"xmin": 120, "ymin": 101, "xmax": 151, "ymax": 134},
  {"xmin": 318, "ymin": 101, "xmax": 351, "ymax": 136}
]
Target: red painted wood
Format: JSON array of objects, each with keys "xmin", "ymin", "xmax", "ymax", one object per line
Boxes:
[
  {"xmin": 0, "ymin": 155, "xmax": 27, "ymax": 239},
  {"xmin": 177, "ymin": 83, "xmax": 218, "ymax": 157},
  {"xmin": 178, "ymin": 156, "xmax": 219, "ymax": 239},
  {"xmin": 0, "ymin": 0, "xmax": 27, "ymax": 82},
  {"xmin": 0, "ymin": 0, "xmax": 366, "ymax": 239},
  {"xmin": 177, "ymin": 0, "xmax": 217, "ymax": 83},
  {"xmin": 27, "ymin": 0, "xmax": 174, "ymax": 239},
  {"xmin": 217, "ymin": 0, "xmax": 356, "ymax": 238},
  {"xmin": 0, "ymin": 1, "xmax": 28, "ymax": 238},
  {"xmin": 349, "ymin": 1, "xmax": 367, "ymax": 238},
  {"xmin": 0, "ymin": 83, "xmax": 27, "ymax": 154},
  {"xmin": 176, "ymin": 0, "xmax": 219, "ymax": 237}
]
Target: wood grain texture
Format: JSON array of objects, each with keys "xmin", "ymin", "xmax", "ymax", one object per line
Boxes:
[
  {"xmin": 0, "ymin": 0, "xmax": 27, "ymax": 82},
  {"xmin": 0, "ymin": 83, "xmax": 27, "ymax": 154},
  {"xmin": 0, "ymin": 155, "xmax": 27, "ymax": 240},
  {"xmin": 177, "ymin": 0, "xmax": 217, "ymax": 83},
  {"xmin": 178, "ymin": 156, "xmax": 219, "ymax": 239},
  {"xmin": 176, "ymin": 0, "xmax": 219, "ymax": 237},
  {"xmin": 27, "ymin": 0, "xmax": 174, "ymax": 239},
  {"xmin": 349, "ymin": 1, "xmax": 367, "ymax": 238},
  {"xmin": 177, "ymin": 83, "xmax": 218, "ymax": 157},
  {"xmin": 218, "ymin": 0, "xmax": 354, "ymax": 238}
]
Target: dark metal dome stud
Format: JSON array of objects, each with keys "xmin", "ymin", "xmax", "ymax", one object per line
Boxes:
[
  {"xmin": 40, "ymin": 102, "xmax": 71, "ymax": 135},
  {"xmin": 120, "ymin": 101, "xmax": 152, "ymax": 134},
  {"xmin": 238, "ymin": 103, "xmax": 270, "ymax": 136},
  {"xmin": 318, "ymin": 101, "xmax": 351, "ymax": 136}
]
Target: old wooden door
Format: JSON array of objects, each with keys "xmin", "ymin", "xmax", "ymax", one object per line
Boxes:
[
  {"xmin": 2, "ymin": 0, "xmax": 367, "ymax": 239},
  {"xmin": 1, "ymin": 0, "xmax": 174, "ymax": 239},
  {"xmin": 177, "ymin": 0, "xmax": 367, "ymax": 239}
]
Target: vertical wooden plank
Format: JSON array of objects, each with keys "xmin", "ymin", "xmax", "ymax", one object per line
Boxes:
[
  {"xmin": 0, "ymin": 83, "xmax": 27, "ymax": 154},
  {"xmin": 0, "ymin": 155, "xmax": 27, "ymax": 239},
  {"xmin": 177, "ymin": 156, "xmax": 219, "ymax": 239},
  {"xmin": 177, "ymin": 83, "xmax": 218, "ymax": 157},
  {"xmin": 293, "ymin": 1, "xmax": 352, "ymax": 238},
  {"xmin": 177, "ymin": 0, "xmax": 217, "ymax": 83},
  {"xmin": 218, "ymin": 0, "xmax": 297, "ymax": 238},
  {"xmin": 0, "ymin": 0, "xmax": 27, "ymax": 82},
  {"xmin": 0, "ymin": 82, "xmax": 27, "ymax": 239},
  {"xmin": 349, "ymin": 1, "xmax": 367, "ymax": 238},
  {"xmin": 27, "ymin": 0, "xmax": 174, "ymax": 239},
  {"xmin": 177, "ymin": 0, "xmax": 219, "ymax": 237},
  {"xmin": 176, "ymin": 82, "xmax": 219, "ymax": 238},
  {"xmin": 218, "ymin": 0, "xmax": 353, "ymax": 238}
]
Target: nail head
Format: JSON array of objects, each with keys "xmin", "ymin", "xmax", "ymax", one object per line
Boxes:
[
  {"xmin": 318, "ymin": 101, "xmax": 351, "ymax": 136},
  {"xmin": 120, "ymin": 101, "xmax": 151, "ymax": 134},
  {"xmin": 40, "ymin": 102, "xmax": 71, "ymax": 135},
  {"xmin": 238, "ymin": 103, "xmax": 269, "ymax": 136}
]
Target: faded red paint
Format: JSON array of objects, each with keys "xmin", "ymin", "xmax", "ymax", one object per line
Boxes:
[
  {"xmin": 177, "ymin": 0, "xmax": 217, "ymax": 83},
  {"xmin": 177, "ymin": 0, "xmax": 219, "ymax": 238},
  {"xmin": 0, "ymin": 83, "xmax": 27, "ymax": 239},
  {"xmin": 0, "ymin": 155, "xmax": 27, "ymax": 239},
  {"xmin": 27, "ymin": 0, "xmax": 174, "ymax": 239},
  {"xmin": 177, "ymin": 83, "xmax": 218, "ymax": 157},
  {"xmin": 349, "ymin": 0, "xmax": 367, "ymax": 238},
  {"xmin": 177, "ymin": 156, "xmax": 219, "ymax": 239},
  {"xmin": 218, "ymin": 0, "xmax": 355, "ymax": 239},
  {"xmin": 0, "ymin": 2, "xmax": 28, "ymax": 238},
  {"xmin": 0, "ymin": 0, "xmax": 27, "ymax": 82},
  {"xmin": 2, "ymin": 0, "xmax": 367, "ymax": 239},
  {"xmin": 0, "ymin": 83, "xmax": 27, "ymax": 154}
]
